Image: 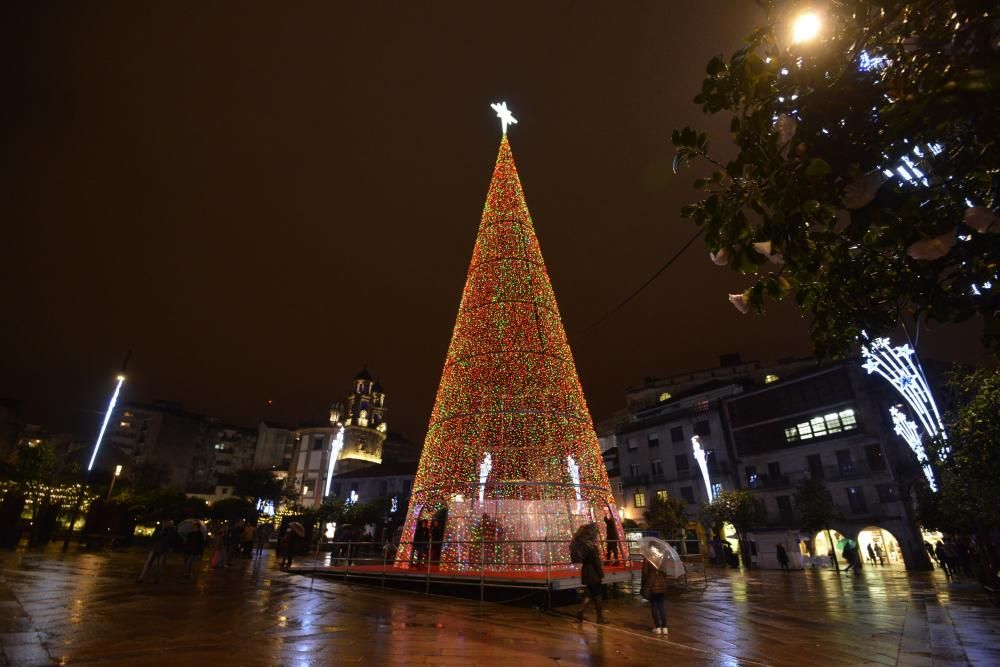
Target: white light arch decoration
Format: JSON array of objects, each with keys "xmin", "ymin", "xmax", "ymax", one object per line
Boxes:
[
  {"xmin": 478, "ymin": 452, "xmax": 492, "ymax": 503},
  {"xmin": 889, "ymin": 406, "xmax": 937, "ymax": 491},
  {"xmin": 691, "ymin": 435, "xmax": 714, "ymax": 502},
  {"xmin": 861, "ymin": 337, "xmax": 946, "ymax": 440},
  {"xmin": 323, "ymin": 426, "xmax": 345, "ymax": 497},
  {"xmin": 567, "ymin": 455, "xmax": 582, "ymax": 501}
]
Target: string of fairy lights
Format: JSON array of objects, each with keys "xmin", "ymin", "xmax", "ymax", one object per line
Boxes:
[{"xmin": 397, "ymin": 117, "xmax": 622, "ymax": 571}]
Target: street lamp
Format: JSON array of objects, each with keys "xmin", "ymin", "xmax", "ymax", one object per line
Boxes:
[
  {"xmin": 791, "ymin": 11, "xmax": 823, "ymax": 44},
  {"xmin": 107, "ymin": 465, "xmax": 123, "ymax": 501}
]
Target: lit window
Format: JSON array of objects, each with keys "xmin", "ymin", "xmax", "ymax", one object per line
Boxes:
[
  {"xmin": 119, "ymin": 421, "xmax": 131, "ymax": 428},
  {"xmin": 839, "ymin": 409, "xmax": 857, "ymax": 428},
  {"xmin": 655, "ymin": 490, "xmax": 669, "ymax": 503},
  {"xmin": 765, "ymin": 374, "xmax": 780, "ymax": 384},
  {"xmin": 658, "ymin": 392, "xmax": 672, "ymax": 402},
  {"xmin": 824, "ymin": 413, "xmax": 842, "ymax": 434},
  {"xmin": 810, "ymin": 417, "xmax": 828, "ymax": 437},
  {"xmin": 784, "ymin": 427, "xmax": 799, "ymax": 442},
  {"xmin": 798, "ymin": 422, "xmax": 813, "ymax": 439},
  {"xmin": 123, "ymin": 411, "xmax": 134, "ymax": 417},
  {"xmin": 634, "ymin": 492, "xmax": 646, "ymax": 508}
]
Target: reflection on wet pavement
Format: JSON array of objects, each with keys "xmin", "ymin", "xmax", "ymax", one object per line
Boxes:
[{"xmin": 0, "ymin": 547, "xmax": 997, "ymax": 666}]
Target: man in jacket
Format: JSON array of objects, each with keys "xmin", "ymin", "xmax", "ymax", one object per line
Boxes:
[{"xmin": 573, "ymin": 523, "xmax": 608, "ymax": 624}]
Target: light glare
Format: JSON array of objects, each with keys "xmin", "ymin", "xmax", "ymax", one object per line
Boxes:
[{"xmin": 792, "ymin": 11, "xmax": 822, "ymax": 44}]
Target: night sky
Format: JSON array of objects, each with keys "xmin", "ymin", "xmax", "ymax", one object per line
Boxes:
[{"xmin": 1, "ymin": 2, "xmax": 988, "ymax": 444}]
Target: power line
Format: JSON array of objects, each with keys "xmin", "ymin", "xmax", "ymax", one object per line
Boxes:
[{"xmin": 582, "ymin": 227, "xmax": 705, "ymax": 333}]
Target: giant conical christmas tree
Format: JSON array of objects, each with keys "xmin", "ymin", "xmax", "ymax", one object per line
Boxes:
[{"xmin": 399, "ymin": 114, "xmax": 624, "ymax": 572}]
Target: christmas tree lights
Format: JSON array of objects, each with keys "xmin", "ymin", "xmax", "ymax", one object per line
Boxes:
[{"xmin": 397, "ymin": 129, "xmax": 623, "ymax": 572}]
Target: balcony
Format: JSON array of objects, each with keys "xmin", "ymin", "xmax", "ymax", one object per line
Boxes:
[{"xmin": 623, "ymin": 474, "xmax": 650, "ymax": 488}]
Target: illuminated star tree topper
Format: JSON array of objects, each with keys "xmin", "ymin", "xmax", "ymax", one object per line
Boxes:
[{"xmin": 490, "ymin": 101, "xmax": 517, "ymax": 135}]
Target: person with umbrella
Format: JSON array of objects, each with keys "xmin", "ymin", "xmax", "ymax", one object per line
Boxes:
[
  {"xmin": 571, "ymin": 523, "xmax": 607, "ymax": 625},
  {"xmin": 638, "ymin": 536, "xmax": 684, "ymax": 635},
  {"xmin": 138, "ymin": 519, "xmax": 178, "ymax": 583}
]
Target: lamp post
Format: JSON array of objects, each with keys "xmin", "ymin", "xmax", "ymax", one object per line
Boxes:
[{"xmin": 107, "ymin": 465, "xmax": 123, "ymax": 501}]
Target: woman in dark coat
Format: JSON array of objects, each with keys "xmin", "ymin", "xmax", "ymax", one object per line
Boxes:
[{"xmin": 573, "ymin": 523, "xmax": 608, "ymax": 624}]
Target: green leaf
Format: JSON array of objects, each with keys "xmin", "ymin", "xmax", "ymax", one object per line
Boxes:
[{"xmin": 804, "ymin": 158, "xmax": 831, "ymax": 179}]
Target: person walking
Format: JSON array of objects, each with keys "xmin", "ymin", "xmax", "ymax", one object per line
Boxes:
[
  {"xmin": 255, "ymin": 522, "xmax": 274, "ymax": 559},
  {"xmin": 183, "ymin": 522, "xmax": 206, "ymax": 580},
  {"xmin": 640, "ymin": 555, "xmax": 669, "ymax": 635},
  {"xmin": 224, "ymin": 520, "xmax": 244, "ymax": 567},
  {"xmin": 776, "ymin": 544, "xmax": 790, "ymax": 571},
  {"xmin": 842, "ymin": 541, "xmax": 861, "ymax": 574},
  {"xmin": 604, "ymin": 514, "xmax": 620, "ymax": 566},
  {"xmin": 241, "ymin": 522, "xmax": 256, "ymax": 559},
  {"xmin": 867, "ymin": 543, "xmax": 878, "ymax": 566},
  {"xmin": 873, "ymin": 542, "xmax": 885, "ymax": 566},
  {"xmin": 572, "ymin": 523, "xmax": 608, "ymax": 625},
  {"xmin": 138, "ymin": 519, "xmax": 177, "ymax": 583},
  {"xmin": 281, "ymin": 523, "xmax": 302, "ymax": 569}
]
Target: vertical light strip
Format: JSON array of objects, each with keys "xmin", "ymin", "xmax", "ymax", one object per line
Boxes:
[
  {"xmin": 691, "ymin": 435, "xmax": 714, "ymax": 502},
  {"xmin": 87, "ymin": 375, "xmax": 124, "ymax": 472},
  {"xmin": 323, "ymin": 426, "xmax": 345, "ymax": 497},
  {"xmin": 567, "ymin": 455, "xmax": 582, "ymax": 501}
]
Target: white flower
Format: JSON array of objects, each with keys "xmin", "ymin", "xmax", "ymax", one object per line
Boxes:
[
  {"xmin": 752, "ymin": 241, "xmax": 784, "ymax": 265},
  {"xmin": 906, "ymin": 230, "xmax": 956, "ymax": 261},
  {"xmin": 774, "ymin": 114, "xmax": 797, "ymax": 155},
  {"xmin": 842, "ymin": 171, "xmax": 885, "ymax": 210},
  {"xmin": 710, "ymin": 248, "xmax": 730, "ymax": 266},
  {"xmin": 964, "ymin": 207, "xmax": 999, "ymax": 234},
  {"xmin": 728, "ymin": 292, "xmax": 750, "ymax": 314}
]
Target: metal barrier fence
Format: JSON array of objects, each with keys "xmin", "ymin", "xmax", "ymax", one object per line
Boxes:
[{"xmin": 301, "ymin": 537, "xmax": 639, "ymax": 607}]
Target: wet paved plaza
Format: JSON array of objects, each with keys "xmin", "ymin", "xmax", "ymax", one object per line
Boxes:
[{"xmin": 0, "ymin": 547, "xmax": 997, "ymax": 666}]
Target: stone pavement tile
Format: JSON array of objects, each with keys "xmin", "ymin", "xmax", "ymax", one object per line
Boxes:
[{"xmin": 1, "ymin": 643, "xmax": 52, "ymax": 667}]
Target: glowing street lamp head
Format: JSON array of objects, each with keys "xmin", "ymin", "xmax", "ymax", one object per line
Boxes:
[
  {"xmin": 791, "ymin": 11, "xmax": 822, "ymax": 44},
  {"xmin": 490, "ymin": 101, "xmax": 517, "ymax": 135},
  {"xmin": 114, "ymin": 465, "xmax": 123, "ymax": 477}
]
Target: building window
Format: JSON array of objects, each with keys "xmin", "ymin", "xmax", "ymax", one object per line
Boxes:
[
  {"xmin": 670, "ymin": 426, "xmax": 684, "ymax": 443},
  {"xmin": 651, "ymin": 459, "xmax": 663, "ymax": 476},
  {"xmin": 675, "ymin": 454, "xmax": 689, "ymax": 473},
  {"xmin": 745, "ymin": 465, "xmax": 758, "ymax": 488},
  {"xmin": 785, "ymin": 408, "xmax": 858, "ymax": 442},
  {"xmin": 865, "ymin": 444, "xmax": 887, "ymax": 471},
  {"xmin": 312, "ymin": 436, "xmax": 324, "ymax": 450},
  {"xmin": 629, "ymin": 463, "xmax": 640, "ymax": 478},
  {"xmin": 659, "ymin": 392, "xmax": 672, "ymax": 402},
  {"xmin": 836, "ymin": 449, "xmax": 855, "ymax": 475},
  {"xmin": 765, "ymin": 374, "xmax": 780, "ymax": 384},
  {"xmin": 876, "ymin": 483, "xmax": 897, "ymax": 503},
  {"xmin": 680, "ymin": 487, "xmax": 695, "ymax": 504},
  {"xmin": 655, "ymin": 489, "xmax": 669, "ymax": 503},
  {"xmin": 634, "ymin": 491, "xmax": 646, "ymax": 508},
  {"xmin": 694, "ymin": 420, "xmax": 711, "ymax": 436},
  {"xmin": 807, "ymin": 454, "xmax": 824, "ymax": 479},
  {"xmin": 627, "ymin": 437, "xmax": 638, "ymax": 450},
  {"xmin": 768, "ymin": 461, "xmax": 782, "ymax": 483},
  {"xmin": 776, "ymin": 495, "xmax": 794, "ymax": 524},
  {"xmin": 648, "ymin": 433, "xmax": 660, "ymax": 448},
  {"xmin": 711, "ymin": 482, "xmax": 723, "ymax": 498},
  {"xmin": 846, "ymin": 486, "xmax": 868, "ymax": 514},
  {"xmin": 695, "ymin": 401, "xmax": 710, "ymax": 413}
]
